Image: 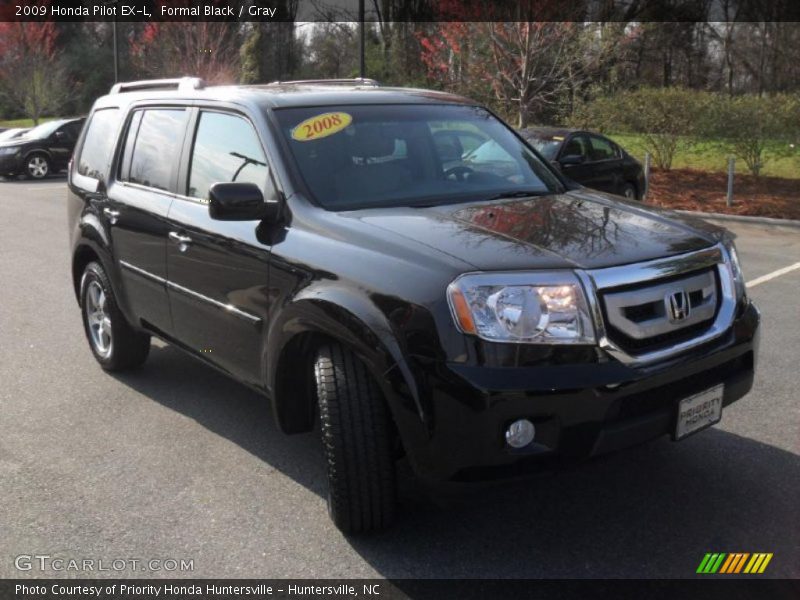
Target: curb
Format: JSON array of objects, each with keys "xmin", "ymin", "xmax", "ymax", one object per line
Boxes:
[{"xmin": 676, "ymin": 210, "xmax": 800, "ymax": 229}]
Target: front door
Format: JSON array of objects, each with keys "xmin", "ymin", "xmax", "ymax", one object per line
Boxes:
[
  {"xmin": 165, "ymin": 109, "xmax": 274, "ymax": 386},
  {"xmin": 49, "ymin": 120, "xmax": 83, "ymax": 171},
  {"xmin": 558, "ymin": 134, "xmax": 595, "ymax": 187}
]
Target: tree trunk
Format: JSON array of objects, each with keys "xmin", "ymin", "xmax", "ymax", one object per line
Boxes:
[{"xmin": 518, "ymin": 98, "xmax": 529, "ymax": 128}]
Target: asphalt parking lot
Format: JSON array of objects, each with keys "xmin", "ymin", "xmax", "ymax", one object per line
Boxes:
[{"xmin": 1, "ymin": 176, "xmax": 798, "ymax": 579}]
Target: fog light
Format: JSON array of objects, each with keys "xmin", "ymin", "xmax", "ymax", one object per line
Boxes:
[{"xmin": 505, "ymin": 419, "xmax": 535, "ymax": 448}]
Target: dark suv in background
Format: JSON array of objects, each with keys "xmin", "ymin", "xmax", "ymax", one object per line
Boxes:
[
  {"xmin": 520, "ymin": 127, "xmax": 646, "ymax": 200},
  {"xmin": 68, "ymin": 78, "xmax": 759, "ymax": 533},
  {"xmin": 0, "ymin": 117, "xmax": 84, "ymax": 179}
]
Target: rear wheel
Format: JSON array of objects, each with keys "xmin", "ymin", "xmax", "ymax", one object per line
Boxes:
[
  {"xmin": 80, "ymin": 261, "xmax": 150, "ymax": 371},
  {"xmin": 25, "ymin": 153, "xmax": 50, "ymax": 179},
  {"xmin": 621, "ymin": 182, "xmax": 638, "ymax": 200},
  {"xmin": 314, "ymin": 343, "xmax": 396, "ymax": 534}
]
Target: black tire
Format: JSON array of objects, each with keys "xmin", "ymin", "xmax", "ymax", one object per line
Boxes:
[
  {"xmin": 621, "ymin": 182, "xmax": 638, "ymax": 200},
  {"xmin": 80, "ymin": 261, "xmax": 150, "ymax": 371},
  {"xmin": 314, "ymin": 343, "xmax": 396, "ymax": 534},
  {"xmin": 25, "ymin": 152, "xmax": 50, "ymax": 179}
]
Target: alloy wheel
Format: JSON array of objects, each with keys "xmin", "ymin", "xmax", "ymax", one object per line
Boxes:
[
  {"xmin": 27, "ymin": 156, "xmax": 49, "ymax": 179},
  {"xmin": 85, "ymin": 280, "xmax": 113, "ymax": 358}
]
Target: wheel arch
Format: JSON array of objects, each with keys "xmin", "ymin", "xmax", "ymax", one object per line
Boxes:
[
  {"xmin": 71, "ymin": 227, "xmax": 116, "ymax": 308},
  {"xmin": 266, "ymin": 289, "xmax": 426, "ymax": 443},
  {"xmin": 72, "ymin": 243, "xmax": 101, "ymax": 302},
  {"xmin": 23, "ymin": 148, "xmax": 53, "ymax": 165}
]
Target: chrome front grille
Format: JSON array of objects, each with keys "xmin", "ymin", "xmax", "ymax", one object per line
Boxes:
[
  {"xmin": 577, "ymin": 245, "xmax": 737, "ymax": 366},
  {"xmin": 601, "ymin": 268, "xmax": 719, "ymax": 352}
]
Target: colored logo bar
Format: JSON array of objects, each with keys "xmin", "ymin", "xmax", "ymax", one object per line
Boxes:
[{"xmin": 697, "ymin": 553, "xmax": 773, "ymax": 574}]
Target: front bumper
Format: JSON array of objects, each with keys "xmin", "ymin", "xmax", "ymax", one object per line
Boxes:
[
  {"xmin": 0, "ymin": 152, "xmax": 23, "ymax": 175},
  {"xmin": 406, "ymin": 301, "xmax": 759, "ymax": 481}
]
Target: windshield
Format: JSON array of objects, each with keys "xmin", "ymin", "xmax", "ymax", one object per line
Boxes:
[
  {"xmin": 274, "ymin": 105, "xmax": 562, "ymax": 210},
  {"xmin": 26, "ymin": 120, "xmax": 65, "ymax": 140},
  {"xmin": 524, "ymin": 135, "xmax": 563, "ymax": 160}
]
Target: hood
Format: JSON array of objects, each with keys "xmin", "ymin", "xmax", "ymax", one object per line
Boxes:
[{"xmin": 353, "ymin": 190, "xmax": 722, "ymax": 271}]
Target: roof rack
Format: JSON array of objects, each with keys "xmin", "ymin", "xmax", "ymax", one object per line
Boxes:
[
  {"xmin": 109, "ymin": 77, "xmax": 206, "ymax": 95},
  {"xmin": 266, "ymin": 78, "xmax": 380, "ymax": 87}
]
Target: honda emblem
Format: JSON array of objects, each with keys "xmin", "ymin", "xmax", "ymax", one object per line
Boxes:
[{"xmin": 666, "ymin": 290, "xmax": 691, "ymax": 322}]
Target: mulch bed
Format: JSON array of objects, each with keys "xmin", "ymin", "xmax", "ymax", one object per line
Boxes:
[{"xmin": 644, "ymin": 168, "xmax": 800, "ymax": 220}]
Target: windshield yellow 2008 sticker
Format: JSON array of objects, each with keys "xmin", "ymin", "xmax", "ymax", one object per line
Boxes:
[{"xmin": 291, "ymin": 112, "xmax": 352, "ymax": 142}]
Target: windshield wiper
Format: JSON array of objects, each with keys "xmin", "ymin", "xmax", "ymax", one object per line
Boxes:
[
  {"xmin": 407, "ymin": 190, "xmax": 551, "ymax": 209},
  {"xmin": 484, "ymin": 190, "xmax": 550, "ymax": 201}
]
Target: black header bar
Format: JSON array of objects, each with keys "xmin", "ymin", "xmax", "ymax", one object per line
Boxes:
[{"xmin": 1, "ymin": 0, "xmax": 799, "ymax": 23}]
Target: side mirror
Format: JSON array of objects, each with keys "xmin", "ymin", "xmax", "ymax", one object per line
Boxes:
[
  {"xmin": 559, "ymin": 154, "xmax": 586, "ymax": 167},
  {"xmin": 208, "ymin": 182, "xmax": 280, "ymax": 222}
]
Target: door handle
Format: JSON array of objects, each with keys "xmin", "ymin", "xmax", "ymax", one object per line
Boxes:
[
  {"xmin": 169, "ymin": 231, "xmax": 193, "ymax": 251},
  {"xmin": 103, "ymin": 208, "xmax": 119, "ymax": 224}
]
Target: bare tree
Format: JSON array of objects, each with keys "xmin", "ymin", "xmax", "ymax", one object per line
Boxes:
[
  {"xmin": 0, "ymin": 22, "xmax": 71, "ymax": 124},
  {"xmin": 130, "ymin": 22, "xmax": 241, "ymax": 83}
]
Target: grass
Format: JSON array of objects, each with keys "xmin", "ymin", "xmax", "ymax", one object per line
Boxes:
[
  {"xmin": 0, "ymin": 117, "xmax": 58, "ymax": 128},
  {"xmin": 609, "ymin": 134, "xmax": 800, "ymax": 179}
]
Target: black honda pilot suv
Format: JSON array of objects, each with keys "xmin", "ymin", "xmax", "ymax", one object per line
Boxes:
[{"xmin": 68, "ymin": 78, "xmax": 759, "ymax": 533}]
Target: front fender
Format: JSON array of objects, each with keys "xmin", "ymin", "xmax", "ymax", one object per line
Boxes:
[
  {"xmin": 266, "ymin": 285, "xmax": 425, "ymax": 422},
  {"xmin": 24, "ymin": 148, "xmax": 53, "ymax": 164}
]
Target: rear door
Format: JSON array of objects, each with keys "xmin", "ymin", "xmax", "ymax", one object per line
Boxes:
[
  {"xmin": 105, "ymin": 107, "xmax": 189, "ymax": 334},
  {"xmin": 164, "ymin": 107, "xmax": 274, "ymax": 386}
]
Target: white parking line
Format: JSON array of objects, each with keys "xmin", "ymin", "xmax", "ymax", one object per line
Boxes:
[{"xmin": 748, "ymin": 262, "xmax": 800, "ymax": 288}]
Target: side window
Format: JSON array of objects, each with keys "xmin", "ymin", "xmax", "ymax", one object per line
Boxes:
[
  {"xmin": 119, "ymin": 111, "xmax": 142, "ymax": 182},
  {"xmin": 64, "ymin": 121, "xmax": 83, "ymax": 141},
  {"xmin": 76, "ymin": 109, "xmax": 120, "ymax": 183},
  {"xmin": 588, "ymin": 135, "xmax": 616, "ymax": 161},
  {"xmin": 562, "ymin": 135, "xmax": 588, "ymax": 159},
  {"xmin": 187, "ymin": 111, "xmax": 271, "ymax": 200},
  {"xmin": 122, "ymin": 109, "xmax": 187, "ymax": 192}
]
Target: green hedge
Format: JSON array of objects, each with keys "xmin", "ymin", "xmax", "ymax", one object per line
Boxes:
[{"xmin": 570, "ymin": 88, "xmax": 800, "ymax": 175}]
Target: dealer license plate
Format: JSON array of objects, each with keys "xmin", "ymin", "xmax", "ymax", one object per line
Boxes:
[{"xmin": 674, "ymin": 384, "xmax": 724, "ymax": 440}]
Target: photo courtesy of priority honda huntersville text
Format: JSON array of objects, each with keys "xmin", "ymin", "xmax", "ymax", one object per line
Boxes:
[{"xmin": 68, "ymin": 77, "xmax": 759, "ymax": 534}]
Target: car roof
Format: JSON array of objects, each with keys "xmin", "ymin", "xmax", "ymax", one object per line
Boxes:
[
  {"xmin": 91, "ymin": 82, "xmax": 477, "ymax": 112},
  {"xmin": 520, "ymin": 126, "xmax": 579, "ymax": 138},
  {"xmin": 31, "ymin": 117, "xmax": 83, "ymax": 128},
  {"xmin": 521, "ymin": 126, "xmax": 616, "ymax": 141}
]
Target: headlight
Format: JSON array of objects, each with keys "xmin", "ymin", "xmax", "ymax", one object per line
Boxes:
[
  {"xmin": 447, "ymin": 271, "xmax": 596, "ymax": 344},
  {"xmin": 723, "ymin": 237, "xmax": 746, "ymax": 302},
  {"xmin": 0, "ymin": 147, "xmax": 20, "ymax": 156}
]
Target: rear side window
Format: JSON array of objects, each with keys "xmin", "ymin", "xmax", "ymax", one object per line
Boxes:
[
  {"xmin": 562, "ymin": 135, "xmax": 588, "ymax": 159},
  {"xmin": 187, "ymin": 111, "xmax": 271, "ymax": 200},
  {"xmin": 77, "ymin": 110, "xmax": 119, "ymax": 182},
  {"xmin": 588, "ymin": 135, "xmax": 616, "ymax": 161},
  {"xmin": 122, "ymin": 109, "xmax": 187, "ymax": 192}
]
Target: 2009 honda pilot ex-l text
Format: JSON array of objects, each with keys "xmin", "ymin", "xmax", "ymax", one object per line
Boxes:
[{"xmin": 68, "ymin": 77, "xmax": 760, "ymax": 533}]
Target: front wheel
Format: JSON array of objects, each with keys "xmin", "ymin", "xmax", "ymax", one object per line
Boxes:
[
  {"xmin": 25, "ymin": 153, "xmax": 50, "ymax": 179},
  {"xmin": 80, "ymin": 261, "xmax": 150, "ymax": 371},
  {"xmin": 314, "ymin": 343, "xmax": 397, "ymax": 534}
]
